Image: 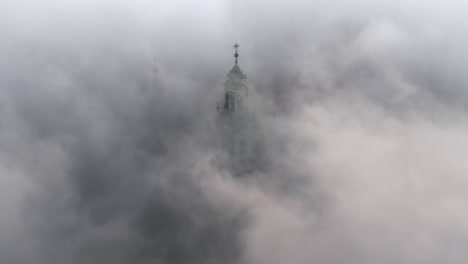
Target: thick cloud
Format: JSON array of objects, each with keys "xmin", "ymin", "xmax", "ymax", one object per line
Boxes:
[{"xmin": 1, "ymin": 0, "xmax": 468, "ymax": 263}]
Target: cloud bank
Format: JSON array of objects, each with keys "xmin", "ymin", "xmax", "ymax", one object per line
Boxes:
[{"xmin": 1, "ymin": 0, "xmax": 468, "ymax": 263}]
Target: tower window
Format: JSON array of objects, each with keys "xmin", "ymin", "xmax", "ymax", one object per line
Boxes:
[
  {"xmin": 229, "ymin": 94, "xmax": 234, "ymax": 111},
  {"xmin": 225, "ymin": 93, "xmax": 229, "ymax": 109}
]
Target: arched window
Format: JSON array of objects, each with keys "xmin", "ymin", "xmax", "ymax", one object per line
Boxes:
[
  {"xmin": 225, "ymin": 93, "xmax": 229, "ymax": 109},
  {"xmin": 229, "ymin": 94, "xmax": 235, "ymax": 111}
]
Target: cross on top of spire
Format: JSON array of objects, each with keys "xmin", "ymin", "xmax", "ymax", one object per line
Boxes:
[{"xmin": 233, "ymin": 42, "xmax": 240, "ymax": 64}]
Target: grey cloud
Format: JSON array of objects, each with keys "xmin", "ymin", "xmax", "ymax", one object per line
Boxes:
[{"xmin": 1, "ymin": 0, "xmax": 468, "ymax": 264}]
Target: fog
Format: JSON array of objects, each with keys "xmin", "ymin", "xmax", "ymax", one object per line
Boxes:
[{"xmin": 1, "ymin": 0, "xmax": 468, "ymax": 263}]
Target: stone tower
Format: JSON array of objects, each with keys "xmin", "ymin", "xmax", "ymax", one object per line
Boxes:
[{"xmin": 216, "ymin": 43, "xmax": 255, "ymax": 174}]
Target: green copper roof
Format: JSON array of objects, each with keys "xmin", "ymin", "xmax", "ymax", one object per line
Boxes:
[{"xmin": 227, "ymin": 64, "xmax": 246, "ymax": 80}]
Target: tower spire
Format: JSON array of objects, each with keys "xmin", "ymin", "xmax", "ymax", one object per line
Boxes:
[{"xmin": 233, "ymin": 42, "xmax": 240, "ymax": 64}]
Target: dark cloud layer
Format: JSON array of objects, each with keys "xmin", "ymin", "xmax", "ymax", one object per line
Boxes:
[{"xmin": 1, "ymin": 0, "xmax": 468, "ymax": 264}]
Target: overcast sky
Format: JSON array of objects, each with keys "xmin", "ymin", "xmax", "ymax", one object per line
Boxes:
[{"xmin": 2, "ymin": 0, "xmax": 468, "ymax": 263}]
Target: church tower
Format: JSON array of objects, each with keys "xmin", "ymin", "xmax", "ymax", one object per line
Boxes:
[{"xmin": 216, "ymin": 43, "xmax": 255, "ymax": 174}]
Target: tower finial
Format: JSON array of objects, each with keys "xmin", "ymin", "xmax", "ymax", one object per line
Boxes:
[{"xmin": 233, "ymin": 42, "xmax": 240, "ymax": 64}]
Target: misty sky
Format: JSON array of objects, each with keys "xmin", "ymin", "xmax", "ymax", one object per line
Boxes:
[{"xmin": 2, "ymin": 0, "xmax": 468, "ymax": 263}]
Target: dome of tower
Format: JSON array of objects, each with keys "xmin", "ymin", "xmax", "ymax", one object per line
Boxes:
[{"xmin": 227, "ymin": 64, "xmax": 246, "ymax": 80}]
